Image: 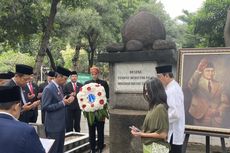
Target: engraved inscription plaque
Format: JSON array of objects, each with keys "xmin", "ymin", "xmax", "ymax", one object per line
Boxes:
[{"xmin": 114, "ymin": 62, "xmax": 157, "ymax": 93}]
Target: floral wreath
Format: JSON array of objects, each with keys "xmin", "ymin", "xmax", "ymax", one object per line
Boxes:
[{"xmin": 77, "ymin": 83, "xmax": 109, "ymax": 125}]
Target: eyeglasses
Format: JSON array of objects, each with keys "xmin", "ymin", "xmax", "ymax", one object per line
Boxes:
[{"xmin": 21, "ymin": 76, "xmax": 31, "ymax": 82}]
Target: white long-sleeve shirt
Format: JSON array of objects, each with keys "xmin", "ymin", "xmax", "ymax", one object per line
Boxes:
[{"xmin": 166, "ymin": 79, "xmax": 185, "ymax": 145}]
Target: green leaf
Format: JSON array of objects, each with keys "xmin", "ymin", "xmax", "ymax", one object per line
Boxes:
[{"xmin": 88, "ymin": 112, "xmax": 95, "ymax": 126}]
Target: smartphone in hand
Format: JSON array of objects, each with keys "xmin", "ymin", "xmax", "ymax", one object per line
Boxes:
[
  {"xmin": 65, "ymin": 94, "xmax": 70, "ymax": 99},
  {"xmin": 129, "ymin": 126, "xmax": 141, "ymax": 132}
]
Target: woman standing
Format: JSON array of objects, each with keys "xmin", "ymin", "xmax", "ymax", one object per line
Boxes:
[{"xmin": 131, "ymin": 77, "xmax": 170, "ymax": 153}]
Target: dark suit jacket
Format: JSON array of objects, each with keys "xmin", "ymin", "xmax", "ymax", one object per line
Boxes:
[
  {"xmin": 85, "ymin": 79, "xmax": 109, "ymax": 99},
  {"xmin": 42, "ymin": 82, "xmax": 66, "ymax": 132},
  {"xmin": 6, "ymin": 79, "xmax": 29, "ymax": 104},
  {"xmin": 188, "ymin": 72, "xmax": 227, "ymax": 120},
  {"xmin": 0, "ymin": 113, "xmax": 45, "ymax": 153},
  {"xmin": 24, "ymin": 82, "xmax": 39, "ymax": 103},
  {"xmin": 64, "ymin": 82, "xmax": 83, "ymax": 110}
]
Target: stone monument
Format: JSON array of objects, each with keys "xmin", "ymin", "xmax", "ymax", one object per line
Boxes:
[{"xmin": 98, "ymin": 11, "xmax": 177, "ymax": 153}]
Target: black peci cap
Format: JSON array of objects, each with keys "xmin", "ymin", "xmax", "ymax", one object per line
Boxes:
[
  {"xmin": 16, "ymin": 64, "xmax": 33, "ymax": 75},
  {"xmin": 155, "ymin": 65, "xmax": 172, "ymax": 74},
  {"xmin": 206, "ymin": 62, "xmax": 214, "ymax": 68},
  {"xmin": 0, "ymin": 86, "xmax": 21, "ymax": 103},
  {"xmin": 0, "ymin": 71, "xmax": 15, "ymax": 79},
  {"xmin": 47, "ymin": 71, "xmax": 55, "ymax": 77},
  {"xmin": 56, "ymin": 66, "xmax": 71, "ymax": 77}
]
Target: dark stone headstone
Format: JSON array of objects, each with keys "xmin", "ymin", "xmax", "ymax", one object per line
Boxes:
[
  {"xmin": 98, "ymin": 49, "xmax": 177, "ymax": 153},
  {"xmin": 122, "ymin": 11, "xmax": 166, "ymax": 50},
  {"xmin": 109, "ymin": 109, "xmax": 146, "ymax": 153},
  {"xmin": 99, "ymin": 10, "xmax": 177, "ymax": 153},
  {"xmin": 106, "ymin": 11, "xmax": 176, "ymax": 52},
  {"xmin": 153, "ymin": 39, "xmax": 176, "ymax": 50},
  {"xmin": 126, "ymin": 40, "xmax": 144, "ymax": 51},
  {"xmin": 106, "ymin": 43, "xmax": 125, "ymax": 53}
]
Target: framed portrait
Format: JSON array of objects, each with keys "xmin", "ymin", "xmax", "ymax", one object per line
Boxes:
[{"xmin": 178, "ymin": 48, "xmax": 230, "ymax": 134}]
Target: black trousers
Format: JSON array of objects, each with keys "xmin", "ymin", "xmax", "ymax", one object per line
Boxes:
[
  {"xmin": 41, "ymin": 110, "xmax": 45, "ymax": 124},
  {"xmin": 87, "ymin": 119, "xmax": 105, "ymax": 152},
  {"xmin": 169, "ymin": 134, "xmax": 182, "ymax": 153},
  {"xmin": 65, "ymin": 108, "xmax": 81, "ymax": 132},
  {"xmin": 46, "ymin": 130, "xmax": 65, "ymax": 153},
  {"xmin": 19, "ymin": 109, "xmax": 38, "ymax": 123}
]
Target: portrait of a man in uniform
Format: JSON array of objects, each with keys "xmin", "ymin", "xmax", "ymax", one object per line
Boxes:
[{"xmin": 178, "ymin": 48, "xmax": 230, "ymax": 130}]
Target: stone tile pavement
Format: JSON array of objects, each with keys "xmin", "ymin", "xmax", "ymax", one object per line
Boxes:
[
  {"xmin": 37, "ymin": 111, "xmax": 230, "ymax": 153},
  {"xmin": 37, "ymin": 110, "xmax": 110, "ymax": 153}
]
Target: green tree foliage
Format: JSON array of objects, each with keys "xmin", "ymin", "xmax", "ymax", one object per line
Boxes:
[
  {"xmin": 0, "ymin": 0, "xmax": 45, "ymax": 54},
  {"xmin": 61, "ymin": 44, "xmax": 88, "ymax": 72},
  {"xmin": 0, "ymin": 50, "xmax": 35, "ymax": 72},
  {"xmin": 55, "ymin": 0, "xmax": 124, "ymax": 71},
  {"xmin": 180, "ymin": 0, "xmax": 230, "ymax": 47},
  {"xmin": 54, "ymin": 0, "xmax": 181, "ymax": 72},
  {"xmin": 0, "ymin": 0, "xmax": 187, "ymax": 77},
  {"xmin": 113, "ymin": 0, "xmax": 149, "ymax": 22},
  {"xmin": 177, "ymin": 10, "xmax": 199, "ymax": 48}
]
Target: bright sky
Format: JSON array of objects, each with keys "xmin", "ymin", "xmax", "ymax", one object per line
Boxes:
[{"xmin": 159, "ymin": 0, "xmax": 205, "ymax": 18}]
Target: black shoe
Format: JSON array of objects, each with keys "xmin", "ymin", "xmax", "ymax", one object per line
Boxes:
[
  {"xmin": 89, "ymin": 150, "xmax": 96, "ymax": 153},
  {"xmin": 98, "ymin": 149, "xmax": 103, "ymax": 153}
]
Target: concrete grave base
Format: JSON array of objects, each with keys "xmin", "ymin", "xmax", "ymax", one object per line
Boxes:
[{"xmin": 109, "ymin": 109, "xmax": 146, "ymax": 153}]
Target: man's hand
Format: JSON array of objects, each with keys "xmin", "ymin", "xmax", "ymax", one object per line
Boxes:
[
  {"xmin": 22, "ymin": 100, "xmax": 40, "ymax": 112},
  {"xmin": 37, "ymin": 92, "xmax": 42, "ymax": 99},
  {"xmin": 31, "ymin": 100, "xmax": 40, "ymax": 108},
  {"xmin": 27, "ymin": 93, "xmax": 35, "ymax": 100},
  {"xmin": 70, "ymin": 92, "xmax": 76, "ymax": 97},
  {"xmin": 63, "ymin": 96, "xmax": 75, "ymax": 105},
  {"xmin": 22, "ymin": 102, "xmax": 33, "ymax": 111},
  {"xmin": 197, "ymin": 58, "xmax": 208, "ymax": 72}
]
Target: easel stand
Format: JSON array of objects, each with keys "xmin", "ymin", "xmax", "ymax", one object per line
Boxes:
[{"xmin": 182, "ymin": 128, "xmax": 230, "ymax": 153}]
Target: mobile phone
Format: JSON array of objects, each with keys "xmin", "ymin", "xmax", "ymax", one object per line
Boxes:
[
  {"xmin": 129, "ymin": 126, "xmax": 141, "ymax": 132},
  {"xmin": 65, "ymin": 94, "xmax": 70, "ymax": 99}
]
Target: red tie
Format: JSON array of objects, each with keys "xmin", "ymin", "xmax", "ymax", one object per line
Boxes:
[
  {"xmin": 29, "ymin": 83, "xmax": 34, "ymax": 94},
  {"xmin": 73, "ymin": 83, "xmax": 76, "ymax": 92}
]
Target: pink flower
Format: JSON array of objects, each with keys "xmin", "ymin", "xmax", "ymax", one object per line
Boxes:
[
  {"xmin": 99, "ymin": 99, "xmax": 104, "ymax": 105},
  {"xmin": 97, "ymin": 92, "xmax": 102, "ymax": 96},
  {"xmin": 82, "ymin": 104, "xmax": 86, "ymax": 109},
  {"xmin": 87, "ymin": 87, "xmax": 91, "ymax": 91},
  {"xmin": 91, "ymin": 104, "xmax": 94, "ymax": 107}
]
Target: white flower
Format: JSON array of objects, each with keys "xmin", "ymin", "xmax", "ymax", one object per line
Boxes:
[{"xmin": 77, "ymin": 83, "xmax": 107, "ymax": 112}]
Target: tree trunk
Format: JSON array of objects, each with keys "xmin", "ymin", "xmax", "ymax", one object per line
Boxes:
[
  {"xmin": 72, "ymin": 44, "xmax": 81, "ymax": 71},
  {"xmin": 86, "ymin": 27, "xmax": 99, "ymax": 73},
  {"xmin": 34, "ymin": 0, "xmax": 60, "ymax": 83},
  {"xmin": 87, "ymin": 44, "xmax": 95, "ymax": 73},
  {"xmin": 89, "ymin": 47, "xmax": 95, "ymax": 69},
  {"xmin": 87, "ymin": 49, "xmax": 91, "ymax": 73},
  {"xmin": 46, "ymin": 48, "xmax": 56, "ymax": 71},
  {"xmin": 224, "ymin": 9, "xmax": 230, "ymax": 47}
]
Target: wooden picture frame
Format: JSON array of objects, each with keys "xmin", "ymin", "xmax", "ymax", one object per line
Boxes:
[{"xmin": 178, "ymin": 48, "xmax": 230, "ymax": 133}]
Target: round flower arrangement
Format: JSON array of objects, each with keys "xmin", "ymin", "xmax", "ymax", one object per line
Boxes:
[{"xmin": 77, "ymin": 83, "xmax": 109, "ymax": 125}]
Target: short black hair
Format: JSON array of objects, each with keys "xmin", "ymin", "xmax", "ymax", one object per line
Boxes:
[
  {"xmin": 162, "ymin": 72, "xmax": 174, "ymax": 78},
  {"xmin": 0, "ymin": 101, "xmax": 19, "ymax": 110}
]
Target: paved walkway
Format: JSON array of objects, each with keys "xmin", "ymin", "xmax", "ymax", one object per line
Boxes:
[
  {"xmin": 37, "ymin": 111, "xmax": 230, "ymax": 153},
  {"xmin": 37, "ymin": 110, "xmax": 109, "ymax": 135},
  {"xmin": 37, "ymin": 111, "xmax": 110, "ymax": 153}
]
